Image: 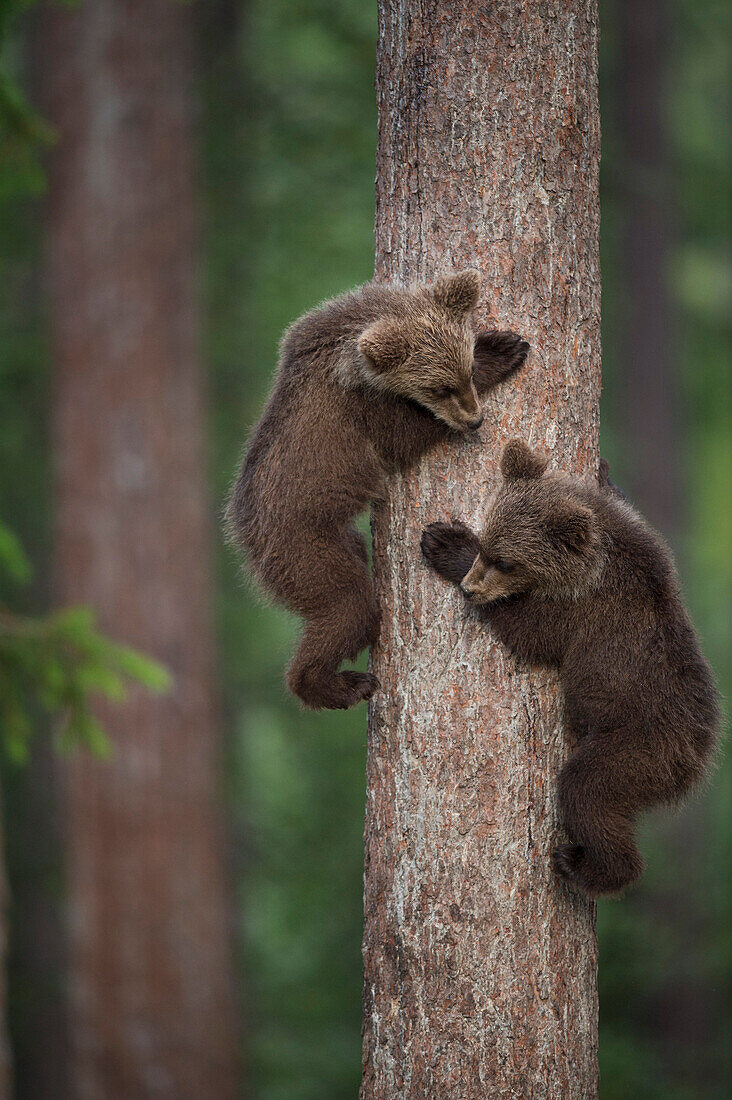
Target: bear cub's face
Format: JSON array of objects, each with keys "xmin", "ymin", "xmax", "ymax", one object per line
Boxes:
[
  {"xmin": 357, "ymin": 270, "xmax": 485, "ymax": 432},
  {"xmin": 461, "ymin": 440, "xmax": 603, "ymax": 604}
]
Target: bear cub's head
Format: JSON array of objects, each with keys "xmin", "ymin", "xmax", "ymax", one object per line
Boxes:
[
  {"xmin": 461, "ymin": 440, "xmax": 605, "ymax": 604},
  {"xmin": 357, "ymin": 270, "xmax": 487, "ymax": 432}
]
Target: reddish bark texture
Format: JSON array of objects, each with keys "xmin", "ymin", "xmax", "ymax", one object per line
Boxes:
[
  {"xmin": 362, "ymin": 2, "xmax": 601, "ymax": 1096},
  {"xmin": 39, "ymin": 1, "xmax": 238, "ymax": 1096}
]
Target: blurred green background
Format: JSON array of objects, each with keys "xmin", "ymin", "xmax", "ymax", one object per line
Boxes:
[{"xmin": 0, "ymin": 0, "xmax": 730, "ymax": 1097}]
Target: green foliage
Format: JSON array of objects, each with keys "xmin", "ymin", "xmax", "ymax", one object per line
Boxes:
[
  {"xmin": 0, "ymin": 520, "xmax": 31, "ymax": 584},
  {"xmin": 0, "ymin": 0, "xmax": 55, "ymax": 198},
  {"xmin": 0, "ymin": 521, "xmax": 171, "ymax": 764}
]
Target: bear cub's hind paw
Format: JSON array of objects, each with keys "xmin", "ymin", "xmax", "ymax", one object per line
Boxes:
[
  {"xmin": 338, "ymin": 670, "xmax": 379, "ymax": 707},
  {"xmin": 552, "ymin": 842, "xmax": 644, "ymax": 898},
  {"xmin": 296, "ymin": 669, "xmax": 379, "ymax": 711},
  {"xmin": 552, "ymin": 844, "xmax": 586, "ymax": 885}
]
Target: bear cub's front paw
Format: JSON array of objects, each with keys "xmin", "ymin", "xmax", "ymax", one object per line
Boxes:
[
  {"xmin": 477, "ymin": 329, "xmax": 531, "ymax": 379},
  {"xmin": 421, "ymin": 521, "xmax": 480, "ymax": 585}
]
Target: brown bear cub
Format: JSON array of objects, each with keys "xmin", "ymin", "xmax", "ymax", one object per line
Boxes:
[
  {"xmin": 421, "ymin": 440, "xmax": 720, "ymax": 897},
  {"xmin": 226, "ymin": 271, "xmax": 529, "ymax": 710}
]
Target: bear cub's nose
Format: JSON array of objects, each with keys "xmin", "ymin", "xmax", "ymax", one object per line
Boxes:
[{"xmin": 466, "ymin": 414, "xmax": 484, "ymax": 430}]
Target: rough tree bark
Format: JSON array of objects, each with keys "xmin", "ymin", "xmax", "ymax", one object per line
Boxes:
[
  {"xmin": 38, "ymin": 1, "xmax": 238, "ymax": 1096},
  {"xmin": 362, "ymin": 2, "xmax": 601, "ymax": 1097}
]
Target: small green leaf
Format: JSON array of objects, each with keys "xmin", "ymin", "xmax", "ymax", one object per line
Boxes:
[
  {"xmin": 2, "ymin": 698, "xmax": 31, "ymax": 764},
  {"xmin": 0, "ymin": 522, "xmax": 32, "ymax": 583},
  {"xmin": 55, "ymin": 707, "xmax": 111, "ymax": 760},
  {"xmin": 75, "ymin": 663, "xmax": 127, "ymax": 702},
  {"xmin": 51, "ymin": 606, "xmax": 96, "ymax": 638},
  {"xmin": 111, "ymin": 645, "xmax": 173, "ymax": 693}
]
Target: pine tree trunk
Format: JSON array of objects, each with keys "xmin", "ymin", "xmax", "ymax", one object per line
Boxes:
[
  {"xmin": 39, "ymin": 1, "xmax": 238, "ymax": 1096},
  {"xmin": 362, "ymin": 2, "xmax": 601, "ymax": 1096}
]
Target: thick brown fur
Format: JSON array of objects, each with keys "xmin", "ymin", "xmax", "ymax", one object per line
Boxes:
[
  {"xmin": 226, "ymin": 272, "xmax": 529, "ymax": 709},
  {"xmin": 421, "ymin": 440, "xmax": 720, "ymax": 897}
]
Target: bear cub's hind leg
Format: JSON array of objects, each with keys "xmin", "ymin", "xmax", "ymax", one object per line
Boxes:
[
  {"xmin": 287, "ymin": 610, "xmax": 380, "ymax": 710},
  {"xmin": 286, "ymin": 530, "xmax": 381, "ymax": 710},
  {"xmin": 554, "ymin": 739, "xmax": 645, "ymax": 896}
]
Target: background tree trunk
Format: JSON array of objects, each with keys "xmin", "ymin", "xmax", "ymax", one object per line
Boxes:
[
  {"xmin": 616, "ymin": 0, "xmax": 680, "ymax": 538},
  {"xmin": 615, "ymin": 0, "xmax": 713, "ymax": 1081},
  {"xmin": 362, "ymin": 2, "xmax": 601, "ymax": 1096},
  {"xmin": 38, "ymin": 1, "xmax": 238, "ymax": 1096}
]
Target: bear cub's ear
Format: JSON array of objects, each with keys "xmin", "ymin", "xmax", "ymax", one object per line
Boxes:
[
  {"xmin": 547, "ymin": 498, "xmax": 596, "ymax": 552},
  {"xmin": 358, "ymin": 319, "xmax": 411, "ymax": 375},
  {"xmin": 432, "ymin": 269, "xmax": 481, "ymax": 317},
  {"xmin": 500, "ymin": 439, "xmax": 549, "ymax": 481}
]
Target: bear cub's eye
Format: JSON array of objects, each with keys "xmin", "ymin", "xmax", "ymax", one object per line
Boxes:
[
  {"xmin": 493, "ymin": 559, "xmax": 515, "ymax": 574},
  {"xmin": 431, "ymin": 385, "xmax": 453, "ymax": 399}
]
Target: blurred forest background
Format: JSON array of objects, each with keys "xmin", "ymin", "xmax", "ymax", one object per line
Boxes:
[{"xmin": 0, "ymin": 0, "xmax": 730, "ymax": 1098}]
